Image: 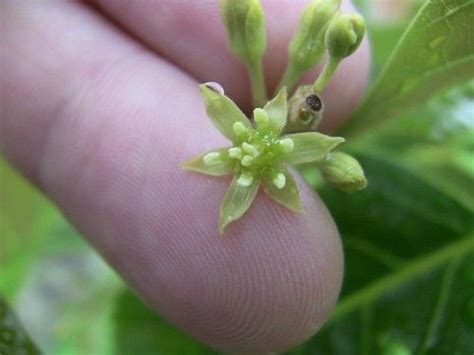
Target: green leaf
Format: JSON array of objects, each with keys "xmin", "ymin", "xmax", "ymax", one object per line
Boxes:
[
  {"xmin": 199, "ymin": 84, "xmax": 251, "ymax": 142},
  {"xmin": 0, "ymin": 158, "xmax": 57, "ymax": 298},
  {"xmin": 182, "ymin": 148, "xmax": 234, "ymax": 176},
  {"xmin": 263, "ymin": 86, "xmax": 288, "ymax": 133},
  {"xmin": 262, "ymin": 169, "xmax": 303, "ymax": 213},
  {"xmin": 219, "ymin": 175, "xmax": 260, "ymax": 233},
  {"xmin": 346, "ymin": 81, "xmax": 474, "ymax": 213},
  {"xmin": 10, "ymin": 234, "xmax": 122, "ymax": 355},
  {"xmin": 402, "ymin": 134, "xmax": 474, "ymax": 213},
  {"xmin": 113, "ymin": 289, "xmax": 216, "ymax": 355},
  {"xmin": 284, "ymin": 132, "xmax": 344, "ymax": 164},
  {"xmin": 0, "ymin": 296, "xmax": 40, "ymax": 354},
  {"xmin": 288, "ymin": 154, "xmax": 474, "ymax": 354},
  {"xmin": 345, "ymin": 0, "xmax": 474, "ymax": 137}
]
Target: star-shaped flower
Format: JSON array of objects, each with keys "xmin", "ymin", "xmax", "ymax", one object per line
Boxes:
[{"xmin": 183, "ymin": 83, "xmax": 344, "ymax": 233}]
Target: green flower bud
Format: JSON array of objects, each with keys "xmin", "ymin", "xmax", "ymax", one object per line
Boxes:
[
  {"xmin": 220, "ymin": 0, "xmax": 266, "ymax": 65},
  {"xmin": 325, "ymin": 13, "xmax": 366, "ymax": 60},
  {"xmin": 288, "ymin": 0, "xmax": 341, "ymax": 72},
  {"xmin": 320, "ymin": 152, "xmax": 367, "ymax": 192}
]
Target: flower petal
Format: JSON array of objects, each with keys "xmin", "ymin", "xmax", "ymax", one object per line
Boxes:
[
  {"xmin": 219, "ymin": 175, "xmax": 260, "ymax": 233},
  {"xmin": 200, "ymin": 84, "xmax": 251, "ymax": 142},
  {"xmin": 263, "ymin": 169, "xmax": 302, "ymax": 213},
  {"xmin": 283, "ymin": 132, "xmax": 344, "ymax": 164},
  {"xmin": 182, "ymin": 148, "xmax": 234, "ymax": 176},
  {"xmin": 263, "ymin": 86, "xmax": 288, "ymax": 134}
]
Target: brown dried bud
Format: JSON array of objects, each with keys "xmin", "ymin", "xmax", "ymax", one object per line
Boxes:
[{"xmin": 285, "ymin": 85, "xmax": 324, "ymax": 132}]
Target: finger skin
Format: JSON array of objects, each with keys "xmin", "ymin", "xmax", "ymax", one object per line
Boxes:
[
  {"xmin": 91, "ymin": 0, "xmax": 371, "ymax": 131},
  {"xmin": 1, "ymin": 2, "xmax": 344, "ymax": 353}
]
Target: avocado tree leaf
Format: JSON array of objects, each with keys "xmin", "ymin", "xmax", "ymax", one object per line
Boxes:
[
  {"xmin": 347, "ymin": 80, "xmax": 474, "ymax": 213},
  {"xmin": 287, "ymin": 154, "xmax": 474, "ymax": 354},
  {"xmin": 113, "ymin": 289, "xmax": 217, "ymax": 354},
  {"xmin": 0, "ymin": 158, "xmax": 58, "ymax": 298},
  {"xmin": 0, "ymin": 296, "xmax": 40, "ymax": 355},
  {"xmin": 344, "ymin": 0, "xmax": 474, "ymax": 137}
]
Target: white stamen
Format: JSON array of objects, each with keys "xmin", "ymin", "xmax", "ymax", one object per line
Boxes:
[
  {"xmin": 241, "ymin": 155, "xmax": 254, "ymax": 167},
  {"xmin": 279, "ymin": 138, "xmax": 294, "ymax": 153},
  {"xmin": 254, "ymin": 108, "xmax": 269, "ymax": 128},
  {"xmin": 272, "ymin": 173, "xmax": 286, "ymax": 189},
  {"xmin": 237, "ymin": 173, "xmax": 254, "ymax": 187},
  {"xmin": 203, "ymin": 152, "xmax": 221, "ymax": 166},
  {"xmin": 228, "ymin": 147, "xmax": 243, "ymax": 159},
  {"xmin": 233, "ymin": 122, "xmax": 247, "ymax": 137},
  {"xmin": 242, "ymin": 142, "xmax": 259, "ymax": 157}
]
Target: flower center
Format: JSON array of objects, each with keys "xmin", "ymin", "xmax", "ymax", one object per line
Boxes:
[
  {"xmin": 202, "ymin": 112, "xmax": 294, "ymax": 190},
  {"xmin": 229, "ymin": 121, "xmax": 294, "ymax": 188}
]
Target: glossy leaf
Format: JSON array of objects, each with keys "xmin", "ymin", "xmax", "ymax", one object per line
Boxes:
[
  {"xmin": 284, "ymin": 132, "xmax": 344, "ymax": 164},
  {"xmin": 182, "ymin": 148, "xmax": 235, "ymax": 176},
  {"xmin": 0, "ymin": 296, "xmax": 40, "ymax": 355},
  {"xmin": 219, "ymin": 175, "xmax": 260, "ymax": 233},
  {"xmin": 345, "ymin": 0, "xmax": 474, "ymax": 136},
  {"xmin": 262, "ymin": 169, "xmax": 303, "ymax": 213},
  {"xmin": 113, "ymin": 290, "xmax": 216, "ymax": 355},
  {"xmin": 288, "ymin": 154, "xmax": 474, "ymax": 354},
  {"xmin": 200, "ymin": 84, "xmax": 251, "ymax": 142}
]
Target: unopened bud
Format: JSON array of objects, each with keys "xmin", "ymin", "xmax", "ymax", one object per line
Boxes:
[
  {"xmin": 320, "ymin": 152, "xmax": 367, "ymax": 192},
  {"xmin": 221, "ymin": 0, "xmax": 266, "ymax": 65},
  {"xmin": 288, "ymin": 0, "xmax": 341, "ymax": 72},
  {"xmin": 325, "ymin": 13, "xmax": 365, "ymax": 60}
]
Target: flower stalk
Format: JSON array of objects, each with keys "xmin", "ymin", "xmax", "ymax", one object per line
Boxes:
[
  {"xmin": 221, "ymin": 0, "xmax": 267, "ymax": 107},
  {"xmin": 314, "ymin": 13, "xmax": 366, "ymax": 92}
]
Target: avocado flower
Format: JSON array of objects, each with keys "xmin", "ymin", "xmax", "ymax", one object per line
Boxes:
[{"xmin": 182, "ymin": 83, "xmax": 344, "ymax": 233}]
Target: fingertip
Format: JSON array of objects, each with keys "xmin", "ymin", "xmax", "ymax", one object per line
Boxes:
[{"xmin": 144, "ymin": 170, "xmax": 344, "ymax": 352}]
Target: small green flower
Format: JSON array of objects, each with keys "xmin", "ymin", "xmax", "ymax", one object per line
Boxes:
[{"xmin": 182, "ymin": 83, "xmax": 345, "ymax": 233}]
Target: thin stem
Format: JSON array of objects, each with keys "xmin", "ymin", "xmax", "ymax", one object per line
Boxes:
[
  {"xmin": 276, "ymin": 63, "xmax": 301, "ymax": 94},
  {"xmin": 247, "ymin": 60, "xmax": 267, "ymax": 108},
  {"xmin": 313, "ymin": 57, "xmax": 341, "ymax": 92}
]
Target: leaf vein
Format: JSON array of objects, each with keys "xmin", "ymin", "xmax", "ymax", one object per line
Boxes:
[
  {"xmin": 416, "ymin": 256, "xmax": 463, "ymax": 354},
  {"xmin": 328, "ymin": 233, "xmax": 474, "ymax": 324}
]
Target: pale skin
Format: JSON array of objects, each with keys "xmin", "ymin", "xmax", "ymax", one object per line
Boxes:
[{"xmin": 1, "ymin": 1, "xmax": 370, "ymax": 353}]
